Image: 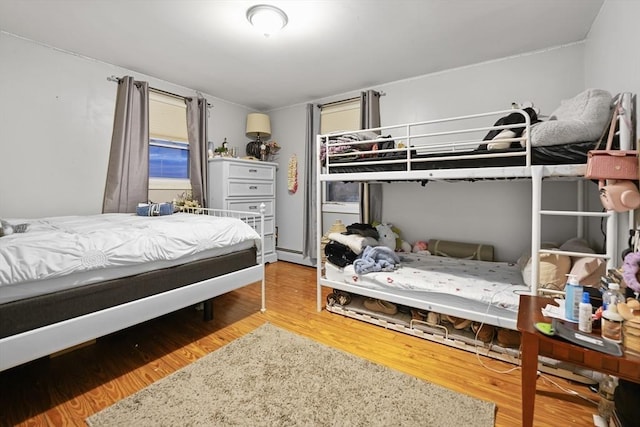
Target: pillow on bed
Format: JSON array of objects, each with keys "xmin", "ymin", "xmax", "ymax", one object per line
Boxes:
[
  {"xmin": 0, "ymin": 219, "xmax": 28, "ymax": 237},
  {"xmin": 559, "ymin": 237, "xmax": 595, "ymax": 254},
  {"xmin": 570, "ymin": 256, "xmax": 606, "ymax": 287},
  {"xmin": 529, "ymin": 89, "xmax": 612, "ymax": 147},
  {"xmin": 519, "ymin": 249, "xmax": 571, "ymax": 290},
  {"xmin": 560, "ymin": 237, "xmax": 605, "ymax": 286}
]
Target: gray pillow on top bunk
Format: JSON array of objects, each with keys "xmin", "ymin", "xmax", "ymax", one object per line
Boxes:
[{"xmin": 529, "ymin": 88, "xmax": 612, "ymax": 147}]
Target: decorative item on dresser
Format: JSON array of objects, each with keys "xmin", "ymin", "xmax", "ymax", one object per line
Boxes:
[
  {"xmin": 209, "ymin": 157, "xmax": 277, "ymax": 263},
  {"xmin": 245, "ymin": 112, "xmax": 271, "ymax": 160}
]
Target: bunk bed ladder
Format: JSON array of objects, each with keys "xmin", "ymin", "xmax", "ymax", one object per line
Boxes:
[{"xmin": 530, "ymin": 166, "xmax": 616, "ymax": 296}]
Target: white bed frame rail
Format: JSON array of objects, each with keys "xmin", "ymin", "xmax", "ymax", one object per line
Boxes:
[{"xmin": 0, "ymin": 207, "xmax": 266, "ymax": 372}]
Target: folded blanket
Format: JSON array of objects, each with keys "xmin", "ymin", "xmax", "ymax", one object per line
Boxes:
[
  {"xmin": 353, "ymin": 245, "xmax": 401, "ymax": 274},
  {"xmin": 328, "ymin": 232, "xmax": 378, "ymax": 255}
]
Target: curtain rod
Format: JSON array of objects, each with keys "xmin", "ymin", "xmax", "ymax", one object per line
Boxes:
[
  {"xmin": 317, "ymin": 91, "xmax": 386, "ymax": 109},
  {"xmin": 107, "ymin": 75, "xmax": 212, "ymax": 108}
]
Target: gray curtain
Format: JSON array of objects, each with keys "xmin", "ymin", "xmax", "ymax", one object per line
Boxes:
[
  {"xmin": 359, "ymin": 90, "xmax": 382, "ymax": 223},
  {"xmin": 303, "ymin": 103, "xmax": 320, "ymax": 260},
  {"xmin": 102, "ymin": 76, "xmax": 149, "ymax": 213},
  {"xmin": 185, "ymin": 97, "xmax": 209, "ymax": 207}
]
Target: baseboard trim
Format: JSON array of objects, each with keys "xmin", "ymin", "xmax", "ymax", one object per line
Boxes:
[{"xmin": 276, "ymin": 250, "xmax": 315, "ymax": 267}]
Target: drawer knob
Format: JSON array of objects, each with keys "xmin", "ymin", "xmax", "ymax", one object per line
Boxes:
[
  {"xmin": 249, "ymin": 169, "xmax": 257, "ymax": 173},
  {"xmin": 249, "ymin": 186, "xmax": 258, "ymax": 190},
  {"xmin": 249, "ymin": 205, "xmax": 257, "ymax": 210}
]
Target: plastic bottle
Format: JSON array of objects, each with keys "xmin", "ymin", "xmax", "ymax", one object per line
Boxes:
[
  {"xmin": 601, "ymin": 302, "xmax": 624, "ymax": 343},
  {"xmin": 564, "ymin": 274, "xmax": 583, "ymax": 322},
  {"xmin": 597, "ymin": 375, "xmax": 617, "ymax": 423},
  {"xmin": 602, "ymin": 282, "xmax": 624, "ymax": 311},
  {"xmin": 578, "ymin": 291, "xmax": 593, "ymax": 333}
]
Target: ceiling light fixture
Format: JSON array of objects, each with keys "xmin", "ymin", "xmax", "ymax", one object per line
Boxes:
[{"xmin": 246, "ymin": 4, "xmax": 288, "ymax": 37}]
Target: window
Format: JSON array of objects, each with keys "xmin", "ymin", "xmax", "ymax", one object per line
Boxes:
[
  {"xmin": 320, "ymin": 98, "xmax": 361, "ymax": 213},
  {"xmin": 149, "ymin": 90, "xmax": 190, "ymax": 192},
  {"xmin": 149, "ymin": 139, "xmax": 189, "ymax": 179}
]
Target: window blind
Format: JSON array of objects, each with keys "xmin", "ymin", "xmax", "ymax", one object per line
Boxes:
[{"xmin": 149, "ymin": 91, "xmax": 188, "ymax": 142}]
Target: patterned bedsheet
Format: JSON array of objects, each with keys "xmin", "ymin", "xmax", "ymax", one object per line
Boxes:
[{"xmin": 326, "ymin": 252, "xmax": 529, "ymax": 311}]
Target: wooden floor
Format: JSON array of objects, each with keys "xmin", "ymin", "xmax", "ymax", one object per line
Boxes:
[{"xmin": 0, "ymin": 261, "xmax": 601, "ymax": 426}]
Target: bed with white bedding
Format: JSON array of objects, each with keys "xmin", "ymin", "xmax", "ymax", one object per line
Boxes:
[{"xmin": 0, "ymin": 209, "xmax": 265, "ymax": 372}]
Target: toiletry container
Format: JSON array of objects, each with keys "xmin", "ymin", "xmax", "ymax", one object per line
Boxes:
[
  {"xmin": 578, "ymin": 291, "xmax": 593, "ymax": 333},
  {"xmin": 564, "ymin": 274, "xmax": 583, "ymax": 322},
  {"xmin": 601, "ymin": 303, "xmax": 624, "ymax": 343},
  {"xmin": 602, "ymin": 282, "xmax": 624, "ymax": 310}
]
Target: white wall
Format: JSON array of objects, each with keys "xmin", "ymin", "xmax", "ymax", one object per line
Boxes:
[
  {"xmin": 584, "ymin": 0, "xmax": 640, "ymax": 262},
  {"xmin": 273, "ymin": 43, "xmax": 591, "ymax": 262},
  {"xmin": 0, "ymin": 32, "xmax": 252, "ymax": 218},
  {"xmin": 585, "ymin": 0, "xmax": 640, "ymax": 103},
  {"xmin": 269, "ymin": 104, "xmax": 308, "ymax": 263},
  {"xmin": 375, "ymin": 43, "xmax": 590, "ymax": 261}
]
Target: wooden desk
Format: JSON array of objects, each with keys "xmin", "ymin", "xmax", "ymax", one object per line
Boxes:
[{"xmin": 517, "ymin": 295, "xmax": 640, "ymax": 427}]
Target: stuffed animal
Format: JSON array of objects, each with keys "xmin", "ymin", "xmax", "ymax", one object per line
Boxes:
[
  {"xmin": 480, "ymin": 105, "xmax": 541, "ymax": 151},
  {"xmin": 412, "ymin": 240, "xmax": 430, "ymax": 254},
  {"xmin": 374, "ymin": 223, "xmax": 397, "ymax": 251},
  {"xmin": 373, "ymin": 222, "xmax": 411, "ymax": 252}
]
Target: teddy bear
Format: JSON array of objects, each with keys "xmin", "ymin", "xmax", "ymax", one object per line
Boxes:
[{"xmin": 373, "ymin": 222, "xmax": 411, "ymax": 252}]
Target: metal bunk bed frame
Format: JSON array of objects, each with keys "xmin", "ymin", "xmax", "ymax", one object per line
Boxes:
[{"xmin": 315, "ymin": 95, "xmax": 635, "ymax": 330}]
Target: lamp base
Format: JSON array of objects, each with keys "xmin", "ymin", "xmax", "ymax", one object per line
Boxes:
[{"xmin": 246, "ymin": 140, "xmax": 262, "ymax": 158}]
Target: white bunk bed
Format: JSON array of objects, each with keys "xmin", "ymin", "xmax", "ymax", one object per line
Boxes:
[
  {"xmin": 0, "ymin": 207, "xmax": 266, "ymax": 372},
  {"xmin": 316, "ymin": 91, "xmax": 635, "ymax": 333}
]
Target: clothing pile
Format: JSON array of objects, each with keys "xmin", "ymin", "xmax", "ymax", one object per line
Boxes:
[{"xmin": 324, "ymin": 222, "xmax": 401, "ymax": 273}]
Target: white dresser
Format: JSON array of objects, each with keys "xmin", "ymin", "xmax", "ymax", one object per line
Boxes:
[{"xmin": 208, "ymin": 157, "xmax": 277, "ymax": 263}]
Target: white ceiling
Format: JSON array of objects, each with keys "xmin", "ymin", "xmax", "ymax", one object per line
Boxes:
[{"xmin": 0, "ymin": 0, "xmax": 604, "ymax": 111}]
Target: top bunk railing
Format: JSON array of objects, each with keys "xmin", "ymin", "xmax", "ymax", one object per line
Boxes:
[
  {"xmin": 317, "ymin": 92, "xmax": 636, "ymax": 182},
  {"xmin": 319, "ymin": 108, "xmax": 533, "ymax": 172}
]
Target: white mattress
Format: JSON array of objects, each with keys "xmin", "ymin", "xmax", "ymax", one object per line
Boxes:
[
  {"xmin": 0, "ymin": 213, "xmax": 261, "ymax": 304},
  {"xmin": 325, "ymin": 252, "xmax": 529, "ymax": 311}
]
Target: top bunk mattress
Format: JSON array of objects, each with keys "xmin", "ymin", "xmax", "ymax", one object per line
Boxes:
[
  {"xmin": 0, "ymin": 213, "xmax": 261, "ymax": 303},
  {"xmin": 324, "ymin": 140, "xmax": 597, "ymax": 174},
  {"xmin": 320, "ymin": 90, "xmax": 635, "ymax": 178}
]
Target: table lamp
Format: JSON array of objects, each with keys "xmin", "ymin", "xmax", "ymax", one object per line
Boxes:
[{"xmin": 246, "ymin": 113, "xmax": 271, "ymax": 159}]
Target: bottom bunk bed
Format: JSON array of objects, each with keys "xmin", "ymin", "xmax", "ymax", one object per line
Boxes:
[
  {"xmin": 324, "ymin": 252, "xmax": 526, "ymax": 329},
  {"xmin": 0, "ymin": 209, "xmax": 265, "ymax": 372}
]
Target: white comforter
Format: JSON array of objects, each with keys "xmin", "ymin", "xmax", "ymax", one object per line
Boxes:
[{"xmin": 0, "ymin": 213, "xmax": 261, "ymax": 289}]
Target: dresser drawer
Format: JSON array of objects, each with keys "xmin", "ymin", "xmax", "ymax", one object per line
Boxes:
[
  {"xmin": 227, "ymin": 162, "xmax": 275, "ymax": 181},
  {"xmin": 227, "ymin": 199, "xmax": 274, "ymax": 217},
  {"xmin": 227, "ymin": 180, "xmax": 274, "ymax": 197}
]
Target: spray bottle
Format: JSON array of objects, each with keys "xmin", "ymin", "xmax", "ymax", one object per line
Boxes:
[{"xmin": 564, "ymin": 274, "xmax": 583, "ymax": 322}]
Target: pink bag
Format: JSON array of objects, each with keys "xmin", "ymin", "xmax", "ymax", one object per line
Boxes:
[
  {"xmin": 585, "ymin": 105, "xmax": 638, "ymax": 181},
  {"xmin": 599, "ymin": 180, "xmax": 640, "ymax": 212}
]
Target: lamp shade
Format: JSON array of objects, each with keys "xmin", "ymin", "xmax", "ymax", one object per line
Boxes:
[{"xmin": 246, "ymin": 113, "xmax": 271, "ymax": 139}]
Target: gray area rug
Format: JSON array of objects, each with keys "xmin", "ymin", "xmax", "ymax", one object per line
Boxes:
[{"xmin": 87, "ymin": 323, "xmax": 495, "ymax": 426}]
